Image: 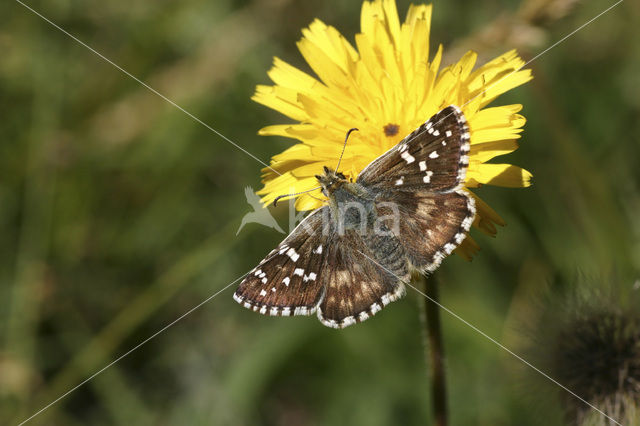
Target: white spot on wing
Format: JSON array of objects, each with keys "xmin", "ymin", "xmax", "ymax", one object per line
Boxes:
[
  {"xmin": 294, "ymin": 268, "xmax": 304, "ymax": 276},
  {"xmin": 429, "ymin": 151, "xmax": 439, "ymax": 159},
  {"xmin": 341, "ymin": 316, "xmax": 356, "ymax": 327},
  {"xmin": 322, "ymin": 318, "xmax": 339, "ymax": 328},
  {"xmin": 419, "ymin": 161, "xmax": 427, "ymax": 171},
  {"xmin": 444, "ymin": 243, "xmax": 456, "ymax": 254},
  {"xmin": 401, "ymin": 150, "xmax": 415, "ymax": 164},
  {"xmin": 286, "ymin": 248, "xmax": 299, "ymax": 262}
]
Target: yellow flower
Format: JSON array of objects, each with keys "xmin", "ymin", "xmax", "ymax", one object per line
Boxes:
[{"xmin": 252, "ymin": 0, "xmax": 532, "ymax": 259}]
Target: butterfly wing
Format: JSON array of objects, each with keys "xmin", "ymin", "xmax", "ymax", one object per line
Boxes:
[
  {"xmin": 357, "ymin": 105, "xmax": 470, "ymax": 191},
  {"xmin": 316, "ymin": 229, "xmax": 408, "ymax": 328},
  {"xmin": 233, "ymin": 208, "xmax": 328, "ymax": 317},
  {"xmin": 234, "ymin": 207, "xmax": 408, "ymax": 328},
  {"xmin": 359, "ymin": 105, "xmax": 476, "ymax": 272},
  {"xmin": 375, "ymin": 189, "xmax": 474, "ymax": 272}
]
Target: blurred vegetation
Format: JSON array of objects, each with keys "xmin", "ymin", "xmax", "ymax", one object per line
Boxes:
[{"xmin": 1, "ymin": 0, "xmax": 639, "ymax": 425}]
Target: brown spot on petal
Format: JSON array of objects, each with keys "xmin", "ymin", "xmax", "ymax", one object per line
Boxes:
[{"xmin": 383, "ymin": 123, "xmax": 399, "ymax": 137}]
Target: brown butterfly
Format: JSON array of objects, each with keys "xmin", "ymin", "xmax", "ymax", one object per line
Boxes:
[{"xmin": 233, "ymin": 105, "xmax": 475, "ymax": 328}]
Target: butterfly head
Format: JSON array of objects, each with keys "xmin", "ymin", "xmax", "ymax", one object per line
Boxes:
[{"xmin": 316, "ymin": 166, "xmax": 347, "ymax": 197}]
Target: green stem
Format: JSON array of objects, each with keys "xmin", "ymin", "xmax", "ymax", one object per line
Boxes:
[{"xmin": 421, "ymin": 274, "xmax": 448, "ymax": 426}]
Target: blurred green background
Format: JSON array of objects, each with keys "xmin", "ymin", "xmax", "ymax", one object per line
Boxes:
[{"xmin": 1, "ymin": 0, "xmax": 639, "ymax": 424}]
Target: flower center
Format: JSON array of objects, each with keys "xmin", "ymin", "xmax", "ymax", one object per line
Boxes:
[{"xmin": 383, "ymin": 123, "xmax": 400, "ymax": 137}]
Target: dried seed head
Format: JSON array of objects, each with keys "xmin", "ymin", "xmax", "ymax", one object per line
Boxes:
[{"xmin": 552, "ymin": 308, "xmax": 640, "ymax": 425}]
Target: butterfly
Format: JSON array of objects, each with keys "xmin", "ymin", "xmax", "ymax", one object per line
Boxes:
[{"xmin": 233, "ymin": 105, "xmax": 476, "ymax": 328}]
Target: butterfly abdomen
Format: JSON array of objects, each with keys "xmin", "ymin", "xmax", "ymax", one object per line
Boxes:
[{"xmin": 362, "ymin": 232, "xmax": 409, "ymax": 280}]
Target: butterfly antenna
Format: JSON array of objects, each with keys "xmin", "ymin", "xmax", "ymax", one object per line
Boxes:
[
  {"xmin": 335, "ymin": 128, "xmax": 359, "ymax": 172},
  {"xmin": 273, "ymin": 186, "xmax": 322, "ymax": 207}
]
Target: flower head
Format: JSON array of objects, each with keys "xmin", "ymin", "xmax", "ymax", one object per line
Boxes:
[{"xmin": 253, "ymin": 0, "xmax": 532, "ymax": 258}]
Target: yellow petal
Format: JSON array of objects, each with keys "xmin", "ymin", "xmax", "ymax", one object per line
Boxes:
[
  {"xmin": 471, "ymin": 127, "xmax": 523, "ymax": 144},
  {"xmin": 469, "ymin": 192, "xmax": 506, "ymax": 236},
  {"xmin": 267, "ymin": 57, "xmax": 321, "ymax": 91},
  {"xmin": 466, "ymin": 164, "xmax": 533, "ymax": 187},
  {"xmin": 252, "ymin": 85, "xmax": 307, "ymax": 121},
  {"xmin": 297, "ymin": 36, "xmax": 349, "ymax": 90},
  {"xmin": 455, "ymin": 235, "xmax": 480, "ymax": 260},
  {"xmin": 258, "ymin": 124, "xmax": 318, "ymax": 139},
  {"xmin": 295, "ymin": 192, "xmax": 325, "ymax": 211},
  {"xmin": 469, "ymin": 140, "xmax": 519, "ymax": 163},
  {"xmin": 453, "ymin": 50, "xmax": 477, "ymax": 81},
  {"xmin": 382, "ymin": 0, "xmax": 402, "ymax": 46},
  {"xmin": 290, "ymin": 162, "xmax": 332, "ymax": 178},
  {"xmin": 467, "ymin": 49, "xmax": 524, "ymax": 90},
  {"xmin": 471, "ymin": 104, "xmax": 523, "ymax": 129},
  {"xmin": 479, "ymin": 70, "xmax": 533, "ymax": 107},
  {"xmin": 360, "ymin": 0, "xmax": 381, "ymax": 39},
  {"xmin": 258, "ymin": 175, "xmax": 318, "ymax": 205},
  {"xmin": 301, "ymin": 20, "xmax": 359, "ymax": 73}
]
